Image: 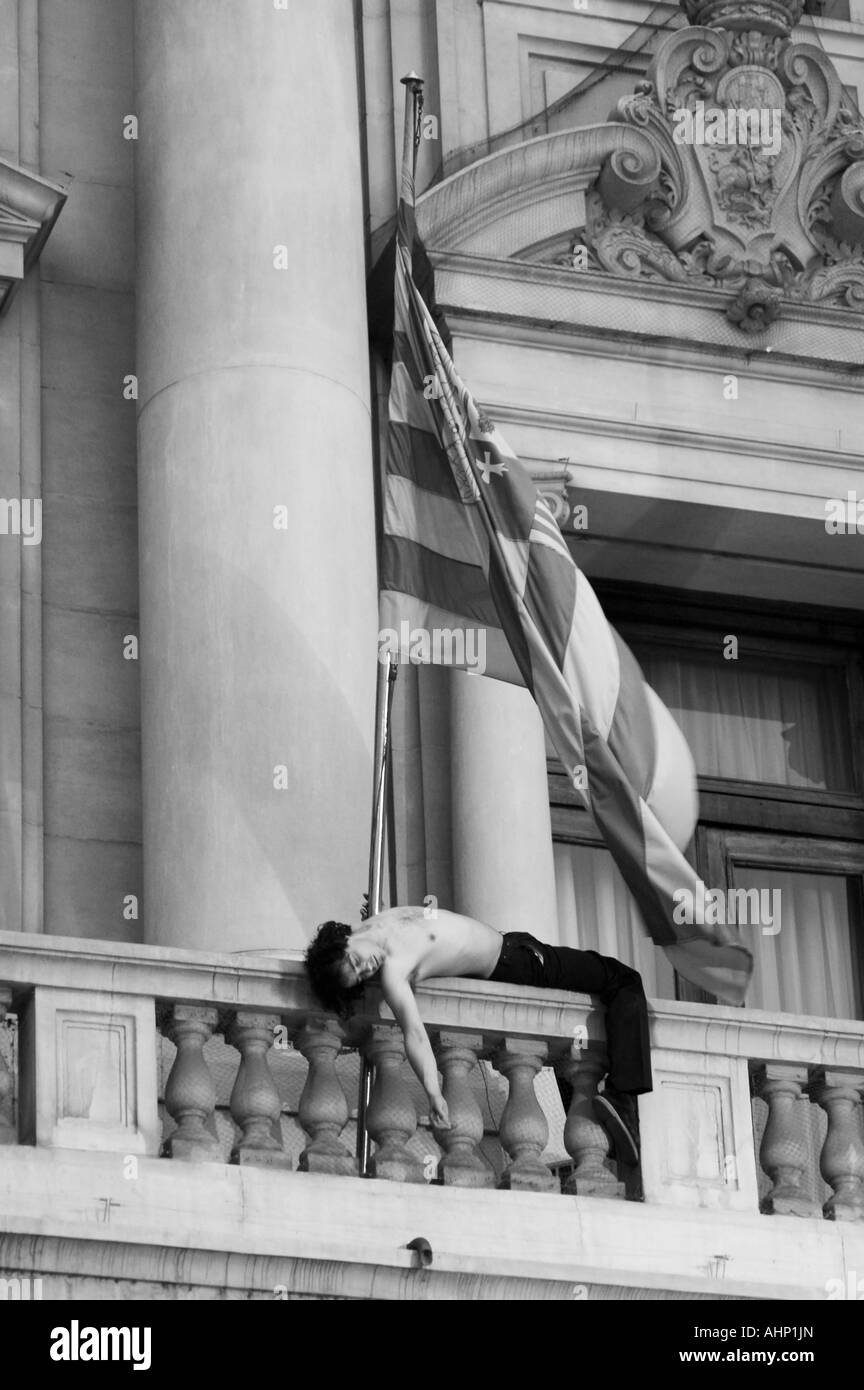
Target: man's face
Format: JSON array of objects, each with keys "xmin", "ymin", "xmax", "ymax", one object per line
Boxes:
[{"xmin": 339, "ymin": 936, "xmax": 383, "ymax": 989}]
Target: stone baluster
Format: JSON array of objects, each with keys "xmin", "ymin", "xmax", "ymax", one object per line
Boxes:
[
  {"xmin": 432, "ymin": 1032, "xmax": 494, "ymax": 1188},
  {"xmin": 810, "ymin": 1069, "xmax": 864, "ymax": 1222},
  {"xmin": 0, "ymin": 988, "xmax": 16, "ymax": 1145},
  {"xmin": 556, "ymin": 1044, "xmax": 624, "ymax": 1198},
  {"xmin": 492, "ymin": 1039, "xmax": 556, "ymax": 1192},
  {"xmin": 227, "ymin": 1011, "xmax": 292, "ymax": 1169},
  {"xmin": 159, "ymin": 1004, "xmax": 222, "ymax": 1161},
  {"xmin": 364, "ymin": 1024, "xmax": 425, "ymax": 1182},
  {"xmin": 752, "ymin": 1063, "xmax": 820, "ymax": 1217},
  {"xmin": 295, "ymin": 1017, "xmax": 356, "ymax": 1175}
]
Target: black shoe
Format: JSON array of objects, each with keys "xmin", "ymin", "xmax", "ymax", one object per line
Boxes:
[{"xmin": 594, "ymin": 1086, "xmax": 640, "ymax": 1166}]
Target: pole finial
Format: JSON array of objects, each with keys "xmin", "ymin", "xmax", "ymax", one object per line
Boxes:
[{"xmin": 400, "ymin": 71, "xmax": 424, "ymax": 91}]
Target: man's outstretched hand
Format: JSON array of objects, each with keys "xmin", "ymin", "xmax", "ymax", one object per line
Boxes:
[{"xmin": 429, "ymin": 1094, "xmax": 451, "ymax": 1130}]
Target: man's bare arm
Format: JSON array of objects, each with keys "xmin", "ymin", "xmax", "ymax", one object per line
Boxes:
[{"xmin": 379, "ymin": 965, "xmax": 451, "ymax": 1129}]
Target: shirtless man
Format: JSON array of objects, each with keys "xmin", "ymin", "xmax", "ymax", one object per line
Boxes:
[{"xmin": 304, "ymin": 904, "xmax": 650, "ymax": 1163}]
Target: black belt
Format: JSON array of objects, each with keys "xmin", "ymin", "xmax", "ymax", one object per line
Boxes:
[{"xmin": 504, "ymin": 932, "xmax": 546, "ymax": 967}]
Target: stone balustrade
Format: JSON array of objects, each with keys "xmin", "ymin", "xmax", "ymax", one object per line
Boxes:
[{"xmin": 0, "ymin": 931, "xmax": 862, "ymax": 1221}]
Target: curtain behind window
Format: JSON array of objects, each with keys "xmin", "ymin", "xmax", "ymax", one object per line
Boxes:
[
  {"xmin": 553, "ymin": 841, "xmax": 676, "ymax": 999},
  {"xmin": 733, "ymin": 867, "xmax": 859, "ymax": 1020},
  {"xmin": 635, "ymin": 649, "xmax": 853, "ymax": 792}
]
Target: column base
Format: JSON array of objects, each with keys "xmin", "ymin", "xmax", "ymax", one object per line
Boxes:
[
  {"xmin": 441, "ymin": 1156, "xmax": 496, "ymax": 1189},
  {"xmin": 823, "ymin": 1196, "xmax": 864, "ymax": 1222},
  {"xmin": 760, "ymin": 1192, "xmax": 821, "ymax": 1217},
  {"xmin": 564, "ymin": 1173, "xmax": 626, "ymax": 1199},
  {"xmin": 499, "ymin": 1161, "xmax": 557, "ymax": 1194},
  {"xmin": 232, "ymin": 1146, "xmax": 293, "ymax": 1171},
  {"xmin": 299, "ymin": 1151, "xmax": 357, "ymax": 1177},
  {"xmin": 162, "ymin": 1134, "xmax": 223, "ymax": 1163},
  {"xmin": 369, "ymin": 1151, "xmax": 426, "ymax": 1184}
]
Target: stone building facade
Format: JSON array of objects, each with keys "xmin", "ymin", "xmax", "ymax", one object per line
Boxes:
[{"xmin": 0, "ymin": 0, "xmax": 863, "ymax": 1300}]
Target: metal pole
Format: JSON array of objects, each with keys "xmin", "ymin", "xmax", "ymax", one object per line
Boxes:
[
  {"xmin": 356, "ymin": 71, "xmax": 422, "ymax": 1177},
  {"xmin": 356, "ymin": 655, "xmax": 398, "ymax": 1175}
]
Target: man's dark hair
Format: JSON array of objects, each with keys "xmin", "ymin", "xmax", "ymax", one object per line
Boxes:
[{"xmin": 304, "ymin": 921, "xmax": 363, "ymax": 1016}]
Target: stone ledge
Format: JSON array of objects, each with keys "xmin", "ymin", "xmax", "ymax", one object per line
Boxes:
[
  {"xmin": 0, "ymin": 1147, "xmax": 861, "ymax": 1300},
  {"xmin": 0, "ymin": 1233, "xmax": 748, "ymax": 1302},
  {"xmin": 0, "ymin": 159, "xmax": 68, "ymax": 317},
  {"xmin": 2, "ymin": 931, "xmax": 863, "ymax": 1065}
]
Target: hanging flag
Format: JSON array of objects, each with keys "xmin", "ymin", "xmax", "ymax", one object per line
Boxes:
[{"xmin": 377, "ymin": 78, "xmax": 753, "ymax": 1006}]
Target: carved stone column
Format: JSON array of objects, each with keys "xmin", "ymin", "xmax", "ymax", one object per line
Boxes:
[
  {"xmin": 810, "ymin": 1069, "xmax": 864, "ymax": 1223},
  {"xmin": 0, "ymin": 988, "xmax": 16, "ymax": 1145},
  {"xmin": 364, "ymin": 1025, "xmax": 425, "ymax": 1183},
  {"xmin": 493, "ymin": 1040, "xmax": 556, "ymax": 1193},
  {"xmin": 432, "ymin": 1032, "xmax": 494, "ymax": 1188},
  {"xmin": 752, "ymin": 1063, "xmax": 820, "ymax": 1217},
  {"xmin": 556, "ymin": 1044, "xmax": 624, "ymax": 1198},
  {"xmin": 160, "ymin": 1004, "xmax": 221, "ymax": 1162},
  {"xmin": 295, "ymin": 1017, "xmax": 356, "ymax": 1176},
  {"xmin": 227, "ymin": 1011, "xmax": 291, "ymax": 1169}
]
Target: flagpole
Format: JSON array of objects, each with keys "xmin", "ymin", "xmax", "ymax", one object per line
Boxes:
[
  {"xmin": 356, "ymin": 70, "xmax": 424, "ymax": 1178},
  {"xmin": 399, "ymin": 70, "xmax": 424, "ymax": 203},
  {"xmin": 356, "ymin": 654, "xmax": 398, "ymax": 1176}
]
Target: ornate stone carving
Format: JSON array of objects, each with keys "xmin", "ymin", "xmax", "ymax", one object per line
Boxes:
[
  {"xmin": 727, "ymin": 277, "xmax": 783, "ymax": 330},
  {"xmin": 682, "ymin": 0, "xmax": 804, "ymax": 32},
  {"xmin": 572, "ymin": 0, "xmax": 864, "ymax": 328}
]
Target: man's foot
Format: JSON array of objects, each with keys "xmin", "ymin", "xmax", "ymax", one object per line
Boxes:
[{"xmin": 594, "ymin": 1086, "xmax": 640, "ymax": 1166}]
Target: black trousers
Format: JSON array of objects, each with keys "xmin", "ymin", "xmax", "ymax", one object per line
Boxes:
[{"xmin": 488, "ymin": 931, "xmax": 652, "ymax": 1096}]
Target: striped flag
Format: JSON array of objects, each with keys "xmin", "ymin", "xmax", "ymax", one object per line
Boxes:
[{"xmin": 378, "ymin": 100, "xmax": 753, "ymax": 1006}]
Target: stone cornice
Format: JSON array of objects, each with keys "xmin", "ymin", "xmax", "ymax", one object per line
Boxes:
[
  {"xmin": 0, "ymin": 159, "xmax": 67, "ymax": 316},
  {"xmin": 481, "ymin": 400, "xmax": 858, "ymax": 478},
  {"xmin": 429, "ymin": 250, "xmax": 864, "ymax": 366},
  {"xmin": 415, "ymin": 124, "xmax": 661, "ymax": 254},
  {"xmin": 444, "ymin": 308, "xmax": 864, "ymax": 390}
]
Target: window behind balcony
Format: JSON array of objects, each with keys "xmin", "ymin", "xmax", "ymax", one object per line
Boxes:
[
  {"xmin": 548, "ymin": 587, "xmax": 864, "ymax": 1020},
  {"xmin": 803, "ymin": 0, "xmax": 850, "ymax": 19}
]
